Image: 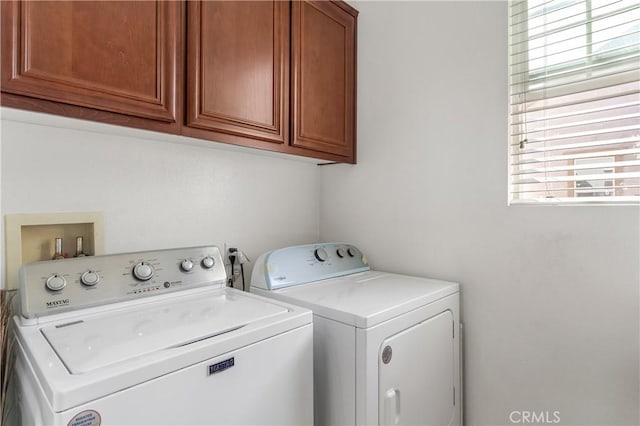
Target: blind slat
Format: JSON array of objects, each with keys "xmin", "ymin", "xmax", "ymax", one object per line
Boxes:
[
  {"xmin": 511, "ymin": 2, "xmax": 639, "ymax": 41},
  {"xmin": 510, "ymin": 0, "xmax": 560, "ymax": 21},
  {"xmin": 510, "ymin": 3, "xmax": 639, "ymax": 46},
  {"xmin": 513, "ymin": 159, "xmax": 640, "ymax": 175},
  {"xmin": 515, "ymin": 126, "xmax": 640, "ymax": 146},
  {"xmin": 511, "ymin": 18, "xmax": 640, "ymax": 60},
  {"xmin": 511, "ymin": 99, "xmax": 639, "ymax": 124},
  {"xmin": 510, "ymin": 0, "xmax": 636, "ymax": 24},
  {"xmin": 510, "ymin": 68, "xmax": 640, "ymax": 99},
  {"xmin": 513, "ymin": 171, "xmax": 640, "ymax": 184},
  {"xmin": 510, "ymin": 112, "xmax": 640, "ymax": 137},
  {"xmin": 510, "ymin": 83, "xmax": 639, "ymax": 114},
  {"xmin": 511, "ymin": 184, "xmax": 640, "ymax": 194},
  {"xmin": 510, "ymin": 31, "xmax": 640, "ymax": 68},
  {"xmin": 512, "ymin": 148, "xmax": 640, "ymax": 166},
  {"xmin": 510, "ymin": 196, "xmax": 640, "ymax": 204},
  {"xmin": 510, "ymin": 52, "xmax": 640, "ymax": 86}
]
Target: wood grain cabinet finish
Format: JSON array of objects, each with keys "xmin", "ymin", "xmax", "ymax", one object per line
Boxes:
[
  {"xmin": 292, "ymin": 1, "xmax": 357, "ymax": 161},
  {"xmin": 185, "ymin": 1, "xmax": 289, "ymax": 147},
  {"xmin": 1, "ymin": 1, "xmax": 358, "ymax": 163},
  {"xmin": 186, "ymin": 0, "xmax": 357, "ymax": 162},
  {"xmin": 1, "ymin": 0, "xmax": 181, "ymax": 132}
]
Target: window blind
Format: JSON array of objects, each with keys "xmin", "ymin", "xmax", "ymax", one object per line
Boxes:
[{"xmin": 508, "ymin": 0, "xmax": 640, "ymax": 204}]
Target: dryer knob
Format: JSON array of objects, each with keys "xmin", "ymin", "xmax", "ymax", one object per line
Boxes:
[
  {"xmin": 202, "ymin": 256, "xmax": 215, "ymax": 269},
  {"xmin": 347, "ymin": 247, "xmax": 357, "ymax": 257},
  {"xmin": 133, "ymin": 262, "xmax": 154, "ymax": 281},
  {"xmin": 45, "ymin": 274, "xmax": 67, "ymax": 291},
  {"xmin": 314, "ymin": 248, "xmax": 328, "ymax": 262},
  {"xmin": 336, "ymin": 248, "xmax": 347, "ymax": 258}
]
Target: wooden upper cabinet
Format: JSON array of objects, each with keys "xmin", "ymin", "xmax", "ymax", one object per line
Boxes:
[
  {"xmin": 1, "ymin": 1, "xmax": 181, "ymax": 131},
  {"xmin": 292, "ymin": 1, "xmax": 357, "ymax": 161},
  {"xmin": 186, "ymin": 1, "xmax": 289, "ymax": 145},
  {"xmin": 1, "ymin": 0, "xmax": 358, "ymax": 163}
]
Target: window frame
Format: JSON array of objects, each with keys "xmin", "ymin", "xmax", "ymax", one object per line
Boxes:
[{"xmin": 508, "ymin": 0, "xmax": 640, "ymax": 205}]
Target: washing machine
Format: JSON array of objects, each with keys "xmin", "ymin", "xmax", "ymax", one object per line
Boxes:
[
  {"xmin": 250, "ymin": 243, "xmax": 461, "ymax": 426},
  {"xmin": 13, "ymin": 246, "xmax": 313, "ymax": 425}
]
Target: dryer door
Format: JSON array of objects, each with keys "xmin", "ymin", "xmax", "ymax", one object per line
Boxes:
[{"xmin": 378, "ymin": 310, "xmax": 455, "ymax": 426}]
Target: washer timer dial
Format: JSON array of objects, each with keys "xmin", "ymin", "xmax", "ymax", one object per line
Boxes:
[
  {"xmin": 314, "ymin": 248, "xmax": 328, "ymax": 262},
  {"xmin": 133, "ymin": 262, "xmax": 154, "ymax": 281},
  {"xmin": 80, "ymin": 271, "xmax": 100, "ymax": 286}
]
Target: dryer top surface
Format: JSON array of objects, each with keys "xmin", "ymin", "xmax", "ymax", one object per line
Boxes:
[{"xmin": 273, "ymin": 270, "xmax": 459, "ymax": 328}]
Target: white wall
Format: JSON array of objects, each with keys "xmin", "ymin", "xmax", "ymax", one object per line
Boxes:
[
  {"xmin": 1, "ymin": 108, "xmax": 321, "ymax": 288},
  {"xmin": 320, "ymin": 2, "xmax": 639, "ymax": 425}
]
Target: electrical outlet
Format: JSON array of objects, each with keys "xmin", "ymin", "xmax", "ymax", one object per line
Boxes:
[{"xmin": 223, "ymin": 243, "xmax": 236, "ymax": 266}]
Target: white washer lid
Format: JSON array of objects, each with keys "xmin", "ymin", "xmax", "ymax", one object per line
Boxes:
[
  {"xmin": 42, "ymin": 290, "xmax": 288, "ymax": 374},
  {"xmin": 273, "ymin": 270, "xmax": 459, "ymax": 328}
]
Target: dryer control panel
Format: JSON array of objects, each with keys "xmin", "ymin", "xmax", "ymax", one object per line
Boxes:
[
  {"xmin": 251, "ymin": 243, "xmax": 370, "ymax": 291},
  {"xmin": 19, "ymin": 246, "xmax": 226, "ymax": 320}
]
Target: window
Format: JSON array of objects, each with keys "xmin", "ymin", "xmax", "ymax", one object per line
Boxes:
[{"xmin": 508, "ymin": 0, "xmax": 640, "ymax": 204}]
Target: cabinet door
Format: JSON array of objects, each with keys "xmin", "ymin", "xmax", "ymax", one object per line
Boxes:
[
  {"xmin": 1, "ymin": 1, "xmax": 180, "ymax": 127},
  {"xmin": 186, "ymin": 1, "xmax": 289, "ymax": 145},
  {"xmin": 292, "ymin": 1, "xmax": 357, "ymax": 161}
]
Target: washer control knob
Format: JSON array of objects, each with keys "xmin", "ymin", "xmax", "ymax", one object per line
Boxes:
[
  {"xmin": 347, "ymin": 247, "xmax": 357, "ymax": 257},
  {"xmin": 201, "ymin": 256, "xmax": 215, "ymax": 269},
  {"xmin": 336, "ymin": 248, "xmax": 347, "ymax": 258},
  {"xmin": 180, "ymin": 259, "xmax": 194, "ymax": 272},
  {"xmin": 133, "ymin": 262, "xmax": 154, "ymax": 281},
  {"xmin": 80, "ymin": 271, "xmax": 100, "ymax": 286},
  {"xmin": 46, "ymin": 274, "xmax": 67, "ymax": 291},
  {"xmin": 314, "ymin": 248, "xmax": 328, "ymax": 262}
]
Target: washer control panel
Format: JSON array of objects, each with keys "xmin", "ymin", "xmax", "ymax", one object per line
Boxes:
[
  {"xmin": 251, "ymin": 243, "xmax": 370, "ymax": 291},
  {"xmin": 19, "ymin": 246, "xmax": 226, "ymax": 320}
]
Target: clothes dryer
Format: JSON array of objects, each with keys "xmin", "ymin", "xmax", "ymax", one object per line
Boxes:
[{"xmin": 251, "ymin": 243, "xmax": 461, "ymax": 426}]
